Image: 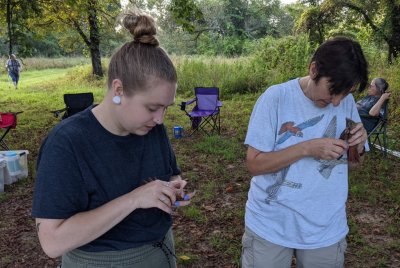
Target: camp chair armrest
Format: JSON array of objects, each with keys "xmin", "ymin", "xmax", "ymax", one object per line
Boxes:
[
  {"xmin": 360, "ymin": 114, "xmax": 387, "ymax": 124},
  {"xmin": 359, "ymin": 114, "xmax": 381, "ymax": 119},
  {"xmin": 50, "ymin": 108, "xmax": 67, "ymax": 118},
  {"xmin": 184, "ymin": 98, "xmax": 196, "ymax": 106},
  {"xmin": 179, "ymin": 98, "xmax": 196, "ymax": 111},
  {"xmin": 217, "ymin": 100, "xmax": 222, "ymax": 107}
]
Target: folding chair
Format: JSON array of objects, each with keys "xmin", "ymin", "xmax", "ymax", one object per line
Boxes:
[
  {"xmin": 360, "ymin": 100, "xmax": 388, "ymax": 156},
  {"xmin": 0, "ymin": 112, "xmax": 23, "ymax": 150},
  {"xmin": 180, "ymin": 87, "xmax": 222, "ymax": 136},
  {"xmin": 51, "ymin": 92, "xmax": 94, "ymax": 120}
]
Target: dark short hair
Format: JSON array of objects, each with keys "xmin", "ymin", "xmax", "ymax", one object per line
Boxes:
[{"xmin": 310, "ymin": 36, "xmax": 368, "ymax": 95}]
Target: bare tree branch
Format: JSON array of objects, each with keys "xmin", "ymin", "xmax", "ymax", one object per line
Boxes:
[{"xmin": 71, "ymin": 19, "xmax": 91, "ymax": 47}]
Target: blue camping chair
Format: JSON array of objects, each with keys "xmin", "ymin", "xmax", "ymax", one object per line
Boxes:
[{"xmin": 180, "ymin": 87, "xmax": 222, "ymax": 136}]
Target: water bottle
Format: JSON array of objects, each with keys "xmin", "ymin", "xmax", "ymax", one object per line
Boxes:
[{"xmin": 173, "ymin": 126, "xmax": 183, "ymax": 139}]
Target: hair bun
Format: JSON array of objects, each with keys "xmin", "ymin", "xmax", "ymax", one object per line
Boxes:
[{"xmin": 123, "ymin": 11, "xmax": 159, "ymax": 46}]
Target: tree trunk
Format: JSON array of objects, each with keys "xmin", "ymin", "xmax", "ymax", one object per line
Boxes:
[
  {"xmin": 388, "ymin": 3, "xmax": 400, "ymax": 63},
  {"xmin": 88, "ymin": 0, "xmax": 103, "ymax": 77},
  {"xmin": 6, "ymin": 0, "xmax": 12, "ymax": 55}
]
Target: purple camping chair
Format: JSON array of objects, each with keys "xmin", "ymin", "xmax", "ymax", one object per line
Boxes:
[{"xmin": 180, "ymin": 87, "xmax": 222, "ymax": 136}]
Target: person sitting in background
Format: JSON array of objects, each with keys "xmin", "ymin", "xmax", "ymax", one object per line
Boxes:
[
  {"xmin": 356, "ymin": 77, "xmax": 391, "ymax": 132},
  {"xmin": 5, "ymin": 54, "xmax": 21, "ymax": 89}
]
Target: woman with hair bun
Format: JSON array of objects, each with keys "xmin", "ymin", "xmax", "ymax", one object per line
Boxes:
[
  {"xmin": 32, "ymin": 11, "xmax": 192, "ymax": 268},
  {"xmin": 357, "ymin": 77, "xmax": 391, "ymax": 132}
]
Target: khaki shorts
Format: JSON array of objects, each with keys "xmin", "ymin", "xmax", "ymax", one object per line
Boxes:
[
  {"xmin": 241, "ymin": 227, "xmax": 347, "ymax": 268},
  {"xmin": 61, "ymin": 228, "xmax": 176, "ymax": 268}
]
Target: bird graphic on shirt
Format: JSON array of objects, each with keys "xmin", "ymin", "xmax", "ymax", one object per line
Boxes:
[
  {"xmin": 265, "ymin": 166, "xmax": 302, "ymax": 204},
  {"xmin": 277, "ymin": 114, "xmax": 324, "ymax": 144},
  {"xmin": 316, "ymin": 116, "xmax": 347, "ymax": 178}
]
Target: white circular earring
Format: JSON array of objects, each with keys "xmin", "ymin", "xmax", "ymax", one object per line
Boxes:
[{"xmin": 112, "ymin": 95, "xmax": 121, "ymax": 104}]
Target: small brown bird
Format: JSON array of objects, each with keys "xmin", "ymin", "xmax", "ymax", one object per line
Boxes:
[{"xmin": 339, "ymin": 118, "xmax": 360, "ymax": 164}]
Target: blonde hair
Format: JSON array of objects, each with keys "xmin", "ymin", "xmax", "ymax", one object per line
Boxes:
[{"xmin": 107, "ymin": 11, "xmax": 176, "ymax": 96}]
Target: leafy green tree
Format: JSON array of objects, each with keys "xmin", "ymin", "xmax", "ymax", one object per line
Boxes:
[
  {"xmin": 246, "ymin": 0, "xmax": 294, "ymax": 38},
  {"xmin": 0, "ymin": 0, "xmax": 41, "ymax": 56},
  {"xmin": 296, "ymin": 5, "xmax": 325, "ymax": 44},
  {"xmin": 169, "ymin": 0, "xmax": 204, "ymax": 33},
  {"xmin": 161, "ymin": 0, "xmax": 292, "ymax": 55},
  {"xmin": 296, "ymin": 0, "xmax": 400, "ymax": 63},
  {"xmin": 331, "ymin": 0, "xmax": 400, "ymax": 63},
  {"xmin": 295, "ymin": 0, "xmax": 345, "ymax": 45},
  {"xmin": 34, "ymin": 0, "xmax": 122, "ymax": 77}
]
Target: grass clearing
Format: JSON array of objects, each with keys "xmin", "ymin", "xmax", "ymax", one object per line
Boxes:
[{"xmin": 0, "ymin": 65, "xmax": 399, "ymax": 267}]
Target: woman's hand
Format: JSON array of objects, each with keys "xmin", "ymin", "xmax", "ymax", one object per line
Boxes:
[
  {"xmin": 131, "ymin": 180, "xmax": 179, "ymax": 214},
  {"xmin": 170, "ymin": 175, "xmax": 196, "ymax": 207},
  {"xmin": 381, "ymin": 92, "xmax": 391, "ymax": 101},
  {"xmin": 305, "ymin": 138, "xmax": 348, "ymax": 160},
  {"xmin": 131, "ymin": 176, "xmax": 195, "ymax": 213},
  {"xmin": 347, "ymin": 122, "xmax": 367, "ymax": 153}
]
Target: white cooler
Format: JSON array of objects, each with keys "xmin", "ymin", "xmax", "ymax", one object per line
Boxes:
[{"xmin": 0, "ymin": 150, "xmax": 29, "ymax": 185}]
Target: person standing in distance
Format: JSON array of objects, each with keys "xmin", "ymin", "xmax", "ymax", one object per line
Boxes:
[
  {"xmin": 241, "ymin": 37, "xmax": 369, "ymax": 268},
  {"xmin": 32, "ymin": 10, "xmax": 193, "ymax": 268},
  {"xmin": 5, "ymin": 54, "xmax": 21, "ymax": 89}
]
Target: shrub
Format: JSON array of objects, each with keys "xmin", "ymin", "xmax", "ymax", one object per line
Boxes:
[
  {"xmin": 174, "ymin": 56, "xmax": 265, "ymax": 98},
  {"xmin": 251, "ymin": 34, "xmax": 315, "ymax": 86}
]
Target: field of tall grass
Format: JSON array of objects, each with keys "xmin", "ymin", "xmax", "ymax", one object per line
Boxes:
[{"xmin": 0, "ymin": 56, "xmax": 90, "ymax": 74}]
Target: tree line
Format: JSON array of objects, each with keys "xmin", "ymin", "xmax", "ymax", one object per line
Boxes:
[{"xmin": 0, "ymin": 0, "xmax": 398, "ymax": 77}]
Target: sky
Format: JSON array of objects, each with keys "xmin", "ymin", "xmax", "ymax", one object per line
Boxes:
[{"xmin": 281, "ymin": 0, "xmax": 298, "ymax": 5}]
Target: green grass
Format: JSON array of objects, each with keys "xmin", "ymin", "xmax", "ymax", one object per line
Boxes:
[
  {"xmin": 201, "ymin": 180, "xmax": 218, "ymax": 201},
  {"xmin": 0, "ymin": 192, "xmax": 10, "ymax": 202},
  {"xmin": 180, "ymin": 206, "xmax": 207, "ymax": 224},
  {"xmin": 194, "ymin": 135, "xmax": 244, "ymax": 161}
]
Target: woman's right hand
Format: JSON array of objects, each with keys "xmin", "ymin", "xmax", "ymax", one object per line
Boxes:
[
  {"xmin": 131, "ymin": 180, "xmax": 179, "ymax": 214},
  {"xmin": 381, "ymin": 92, "xmax": 391, "ymax": 101},
  {"xmin": 305, "ymin": 138, "xmax": 348, "ymax": 160}
]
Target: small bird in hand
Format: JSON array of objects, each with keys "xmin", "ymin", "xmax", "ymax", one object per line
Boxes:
[{"xmin": 339, "ymin": 118, "xmax": 360, "ymax": 164}]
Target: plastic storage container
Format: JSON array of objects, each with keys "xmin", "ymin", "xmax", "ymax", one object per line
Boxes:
[
  {"xmin": 4, "ymin": 151, "xmax": 22, "ymax": 176},
  {"xmin": 0, "ymin": 150, "xmax": 29, "ymax": 185},
  {"xmin": 0, "ymin": 157, "xmax": 6, "ymax": 192}
]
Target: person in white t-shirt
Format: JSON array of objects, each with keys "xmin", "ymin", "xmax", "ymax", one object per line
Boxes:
[{"xmin": 241, "ymin": 37, "xmax": 369, "ymax": 268}]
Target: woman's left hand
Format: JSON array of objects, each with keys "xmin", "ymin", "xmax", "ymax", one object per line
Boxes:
[
  {"xmin": 348, "ymin": 122, "xmax": 367, "ymax": 153},
  {"xmin": 170, "ymin": 175, "xmax": 196, "ymax": 207}
]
